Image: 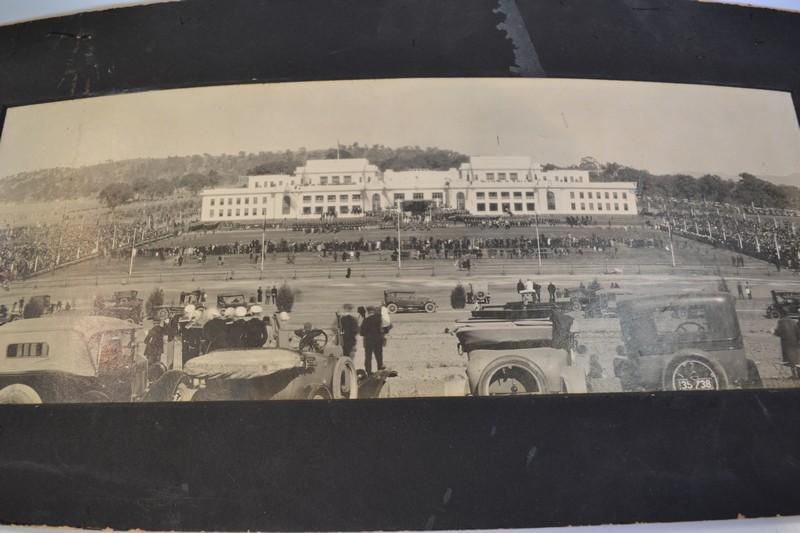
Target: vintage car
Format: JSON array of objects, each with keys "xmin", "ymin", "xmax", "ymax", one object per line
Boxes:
[
  {"xmin": 470, "ymin": 301, "xmax": 554, "ymax": 321},
  {"xmin": 383, "ymin": 290, "xmax": 437, "ymax": 313},
  {"xmin": 583, "ymin": 288, "xmax": 634, "ymax": 318},
  {"xmin": 465, "ymin": 282, "xmax": 491, "ymax": 305},
  {"xmin": 217, "ymin": 293, "xmax": 255, "ymax": 310},
  {"xmin": 766, "ymin": 290, "xmax": 800, "ymax": 319},
  {"xmin": 454, "ymin": 313, "xmax": 587, "ymax": 396},
  {"xmin": 151, "ymin": 289, "xmax": 206, "ymax": 321},
  {"xmin": 613, "ymin": 292, "xmax": 761, "ymax": 392},
  {"xmin": 96, "ymin": 290, "xmax": 144, "ymax": 324},
  {"xmin": 0, "ymin": 316, "xmax": 186, "ymax": 404},
  {"xmin": 172, "ymin": 312, "xmax": 394, "ymax": 401},
  {"xmin": 22, "ymin": 295, "xmax": 55, "ymax": 318}
]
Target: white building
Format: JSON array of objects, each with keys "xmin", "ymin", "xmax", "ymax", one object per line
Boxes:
[{"xmin": 199, "ymin": 156, "xmax": 638, "ymax": 222}]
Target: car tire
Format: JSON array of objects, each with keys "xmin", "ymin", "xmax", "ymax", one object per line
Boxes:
[
  {"xmin": 387, "ymin": 303, "xmax": 398, "ymax": 314},
  {"xmin": 572, "ymin": 300, "xmax": 582, "ymax": 311},
  {"xmin": 0, "ymin": 384, "xmax": 42, "ymax": 404},
  {"xmin": 424, "ymin": 302, "xmax": 436, "ymax": 313},
  {"xmin": 769, "ymin": 310, "xmax": 781, "ymax": 319},
  {"xmin": 662, "ymin": 354, "xmax": 728, "ymax": 391},
  {"xmin": 143, "ymin": 370, "xmax": 192, "ymax": 402},
  {"xmin": 332, "ymin": 357, "xmax": 358, "ymax": 399},
  {"xmin": 308, "ymin": 384, "xmax": 333, "ymax": 400},
  {"xmin": 477, "ymin": 356, "xmax": 546, "ymax": 396}
]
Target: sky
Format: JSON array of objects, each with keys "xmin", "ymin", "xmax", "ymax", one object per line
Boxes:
[{"xmin": 0, "ymin": 78, "xmax": 798, "ymax": 179}]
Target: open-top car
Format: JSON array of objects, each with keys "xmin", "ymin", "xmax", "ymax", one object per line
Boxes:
[
  {"xmin": 584, "ymin": 288, "xmax": 634, "ymax": 318},
  {"xmin": 383, "ymin": 290, "xmax": 436, "ymax": 313},
  {"xmin": 454, "ymin": 312, "xmax": 586, "ymax": 396},
  {"xmin": 465, "ymin": 282, "xmax": 491, "ymax": 305},
  {"xmin": 151, "ymin": 289, "xmax": 205, "ymax": 321},
  {"xmin": 0, "ymin": 316, "xmax": 186, "ymax": 404},
  {"xmin": 216, "ymin": 293, "xmax": 255, "ymax": 310},
  {"xmin": 469, "ymin": 301, "xmax": 554, "ymax": 321},
  {"xmin": 613, "ymin": 292, "xmax": 761, "ymax": 392},
  {"xmin": 766, "ymin": 290, "xmax": 800, "ymax": 319},
  {"xmin": 97, "ymin": 290, "xmax": 144, "ymax": 324}
]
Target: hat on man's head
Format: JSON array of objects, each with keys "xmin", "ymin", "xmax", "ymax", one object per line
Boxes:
[
  {"xmin": 342, "ymin": 303, "xmax": 354, "ymax": 312},
  {"xmin": 366, "ymin": 306, "xmax": 377, "ymax": 313}
]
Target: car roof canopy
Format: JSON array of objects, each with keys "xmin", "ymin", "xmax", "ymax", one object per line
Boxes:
[{"xmin": 618, "ymin": 292, "xmax": 735, "ymax": 316}]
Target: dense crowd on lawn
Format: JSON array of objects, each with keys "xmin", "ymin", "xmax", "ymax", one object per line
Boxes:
[
  {"xmin": 653, "ymin": 197, "xmax": 800, "ymax": 271},
  {"xmin": 0, "ymin": 204, "xmax": 195, "ymax": 280}
]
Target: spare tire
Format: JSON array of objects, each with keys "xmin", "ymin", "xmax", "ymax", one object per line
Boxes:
[
  {"xmin": 477, "ymin": 356, "xmax": 546, "ymax": 396},
  {"xmin": 663, "ymin": 354, "xmax": 728, "ymax": 391},
  {"xmin": 332, "ymin": 357, "xmax": 358, "ymax": 399},
  {"xmin": 0, "ymin": 384, "xmax": 42, "ymax": 404}
]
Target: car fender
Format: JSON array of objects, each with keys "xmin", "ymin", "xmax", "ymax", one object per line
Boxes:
[{"xmin": 560, "ymin": 366, "xmax": 588, "ymax": 394}]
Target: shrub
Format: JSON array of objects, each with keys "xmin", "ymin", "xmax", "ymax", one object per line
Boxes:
[
  {"xmin": 450, "ymin": 283, "xmax": 466, "ymax": 309},
  {"xmin": 145, "ymin": 288, "xmax": 164, "ymax": 318},
  {"xmin": 276, "ymin": 283, "xmax": 295, "ymax": 312}
]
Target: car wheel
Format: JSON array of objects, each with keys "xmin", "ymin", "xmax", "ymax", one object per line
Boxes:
[
  {"xmin": 663, "ymin": 355, "xmax": 728, "ymax": 391},
  {"xmin": 387, "ymin": 303, "xmax": 398, "ymax": 314},
  {"xmin": 332, "ymin": 357, "xmax": 358, "ymax": 399},
  {"xmin": 308, "ymin": 384, "xmax": 333, "ymax": 400},
  {"xmin": 0, "ymin": 384, "xmax": 42, "ymax": 404},
  {"xmin": 157, "ymin": 308, "xmax": 169, "ymax": 321},
  {"xmin": 424, "ymin": 302, "xmax": 436, "ymax": 313},
  {"xmin": 743, "ymin": 359, "xmax": 763, "ymax": 389},
  {"xmin": 477, "ymin": 357, "xmax": 546, "ymax": 396},
  {"xmin": 572, "ymin": 300, "xmax": 582, "ymax": 311},
  {"xmin": 769, "ymin": 310, "xmax": 781, "ymax": 319}
]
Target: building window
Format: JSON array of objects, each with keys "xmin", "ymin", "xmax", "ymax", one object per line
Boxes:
[
  {"xmin": 227, "ymin": 198, "xmax": 233, "ymax": 205},
  {"xmin": 588, "ymin": 192, "xmax": 593, "ymax": 199},
  {"xmin": 340, "ymin": 205, "xmax": 349, "ymax": 214},
  {"xmin": 352, "ymin": 194, "xmax": 361, "ymax": 201},
  {"xmin": 489, "ymin": 203, "xmax": 498, "ymax": 212},
  {"xmin": 570, "ymin": 192, "xmax": 575, "ymax": 199},
  {"xmin": 344, "ymin": 176, "xmax": 352, "ymax": 185},
  {"xmin": 327, "ymin": 195, "xmax": 336, "ymax": 202},
  {"xmin": 477, "ymin": 203, "xmax": 486, "ymax": 212},
  {"xmin": 332, "ymin": 176, "xmax": 340, "ymax": 185},
  {"xmin": 235, "ymin": 209, "xmax": 240, "ymax": 216},
  {"xmin": 244, "ymin": 197, "xmax": 249, "ymax": 205},
  {"xmin": 270, "ymin": 182, "xmax": 275, "ymax": 187},
  {"xmin": 526, "ymin": 203, "xmax": 535, "ymax": 211},
  {"xmin": 262, "ymin": 208, "xmax": 267, "ymax": 216},
  {"xmin": 393, "ymin": 193, "xmax": 405, "ymax": 202},
  {"xmin": 579, "ymin": 192, "xmax": 584, "ymax": 199},
  {"xmin": 624, "ymin": 204, "xmax": 629, "ymax": 211},
  {"xmin": 514, "ymin": 203, "xmax": 523, "ymax": 211},
  {"xmin": 282, "ymin": 195, "xmax": 291, "ymax": 215},
  {"xmin": 580, "ymin": 203, "xmax": 585, "ymax": 211},
  {"xmin": 597, "ymin": 204, "xmax": 602, "ymax": 211},
  {"xmin": 498, "ymin": 172, "xmax": 507, "ymax": 181},
  {"xmin": 501, "ymin": 203, "xmax": 511, "ymax": 213},
  {"xmin": 547, "ymin": 191, "xmax": 556, "ymax": 211},
  {"xmin": 432, "ymin": 192, "xmax": 443, "ymax": 200},
  {"xmin": 303, "ymin": 207, "xmax": 312, "ymax": 215},
  {"xmin": 236, "ymin": 198, "xmax": 241, "ymax": 205},
  {"xmin": 327, "ymin": 206, "xmax": 336, "ymax": 215},
  {"xmin": 218, "ymin": 209, "xmax": 223, "ymax": 217},
  {"xmin": 513, "ymin": 191, "xmax": 522, "ymax": 199},
  {"xmin": 488, "ymin": 192, "xmax": 498, "ymax": 199},
  {"xmin": 456, "ymin": 192, "xmax": 466, "ymax": 210},
  {"xmin": 613, "ymin": 192, "xmax": 618, "ymax": 199},
  {"xmin": 622, "ymin": 192, "xmax": 628, "ymax": 199},
  {"xmin": 578, "ymin": 177, "xmax": 583, "ymax": 182},
  {"xmin": 262, "ymin": 197, "xmax": 267, "ymax": 204},
  {"xmin": 372, "ymin": 193, "xmax": 381, "ymax": 212},
  {"xmin": 606, "ymin": 203, "xmax": 611, "ymax": 210},
  {"xmin": 589, "ymin": 203, "xmax": 594, "ymax": 210},
  {"xmin": 320, "ymin": 176, "xmax": 328, "ymax": 185},
  {"xmin": 501, "ymin": 192, "xmax": 510, "ymax": 199},
  {"xmin": 614, "ymin": 203, "xmax": 619, "ymax": 211},
  {"xmin": 210, "ymin": 199, "xmax": 215, "ymax": 206},
  {"xmin": 486, "ymin": 173, "xmax": 495, "ymax": 181},
  {"xmin": 476, "ymin": 192, "xmax": 485, "ymax": 199},
  {"xmin": 6, "ymin": 342, "xmax": 49, "ymax": 358},
  {"xmin": 227, "ymin": 209, "xmax": 232, "ymax": 216},
  {"xmin": 244, "ymin": 208, "xmax": 249, "ymax": 216},
  {"xmin": 303, "ymin": 195, "xmax": 311, "ymax": 203},
  {"xmin": 340, "ymin": 194, "xmax": 348, "ymax": 202},
  {"xmin": 510, "ymin": 172, "xmax": 518, "ymax": 181},
  {"xmin": 571, "ymin": 203, "xmax": 576, "ymax": 210},
  {"xmin": 413, "ymin": 192, "xmax": 424, "ymax": 200},
  {"xmin": 526, "ymin": 191, "xmax": 534, "ymax": 198},
  {"xmin": 315, "ymin": 195, "xmax": 324, "ymax": 202},
  {"xmin": 315, "ymin": 206, "xmax": 324, "ymax": 214},
  {"xmin": 605, "ymin": 192, "xmax": 610, "ymax": 199}
]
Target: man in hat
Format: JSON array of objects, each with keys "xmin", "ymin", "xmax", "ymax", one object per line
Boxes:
[
  {"xmin": 775, "ymin": 315, "xmax": 800, "ymax": 377},
  {"xmin": 360, "ymin": 306, "xmax": 385, "ymax": 374}
]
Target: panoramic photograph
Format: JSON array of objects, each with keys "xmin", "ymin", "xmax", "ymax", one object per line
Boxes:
[{"xmin": 0, "ymin": 78, "xmax": 798, "ymax": 403}]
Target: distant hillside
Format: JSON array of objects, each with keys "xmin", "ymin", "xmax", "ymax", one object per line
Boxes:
[{"xmin": 0, "ymin": 144, "xmax": 469, "ymax": 203}]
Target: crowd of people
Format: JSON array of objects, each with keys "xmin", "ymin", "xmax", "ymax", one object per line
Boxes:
[{"xmin": 655, "ymin": 197, "xmax": 800, "ymax": 271}]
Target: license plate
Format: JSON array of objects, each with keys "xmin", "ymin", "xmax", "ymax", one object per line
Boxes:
[{"xmin": 676, "ymin": 378, "xmax": 714, "ymax": 390}]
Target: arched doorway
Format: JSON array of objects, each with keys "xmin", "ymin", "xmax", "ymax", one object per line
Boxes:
[
  {"xmin": 282, "ymin": 195, "xmax": 292, "ymax": 215},
  {"xmin": 456, "ymin": 192, "xmax": 466, "ymax": 210},
  {"xmin": 372, "ymin": 193, "xmax": 381, "ymax": 212},
  {"xmin": 547, "ymin": 191, "xmax": 556, "ymax": 211}
]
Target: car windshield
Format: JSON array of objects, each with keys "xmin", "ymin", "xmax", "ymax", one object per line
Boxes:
[
  {"xmin": 219, "ymin": 295, "xmax": 245, "ymax": 305},
  {"xmin": 621, "ymin": 301, "xmax": 740, "ymax": 355}
]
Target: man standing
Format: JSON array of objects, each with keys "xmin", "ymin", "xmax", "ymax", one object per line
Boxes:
[
  {"xmin": 548, "ymin": 282, "xmax": 557, "ymax": 304},
  {"xmin": 516, "ymin": 279, "xmax": 525, "ymax": 294},
  {"xmin": 271, "ymin": 285, "xmax": 278, "ymax": 305},
  {"xmin": 257, "ymin": 286, "xmax": 263, "ymax": 304},
  {"xmin": 360, "ymin": 306, "xmax": 384, "ymax": 374},
  {"xmin": 745, "ymin": 281, "xmax": 752, "ymax": 300},
  {"xmin": 775, "ymin": 316, "xmax": 800, "ymax": 377},
  {"xmin": 144, "ymin": 320, "xmax": 165, "ymax": 366},
  {"xmin": 338, "ymin": 304, "xmax": 359, "ymax": 358},
  {"xmin": 737, "ymin": 281, "xmax": 744, "ymax": 299}
]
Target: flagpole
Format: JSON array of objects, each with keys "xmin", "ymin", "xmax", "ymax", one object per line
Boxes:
[
  {"xmin": 128, "ymin": 246, "xmax": 136, "ymax": 283},
  {"xmin": 260, "ymin": 208, "xmax": 266, "ymax": 277},
  {"xmin": 775, "ymin": 232, "xmax": 782, "ymax": 264},
  {"xmin": 397, "ymin": 204, "xmax": 402, "ymax": 271},
  {"xmin": 535, "ymin": 212, "xmax": 542, "ymax": 274},
  {"xmin": 667, "ymin": 220, "xmax": 676, "ymax": 268}
]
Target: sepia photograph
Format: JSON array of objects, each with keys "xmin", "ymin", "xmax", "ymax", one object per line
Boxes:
[{"xmin": 0, "ymin": 77, "xmax": 798, "ymax": 403}]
